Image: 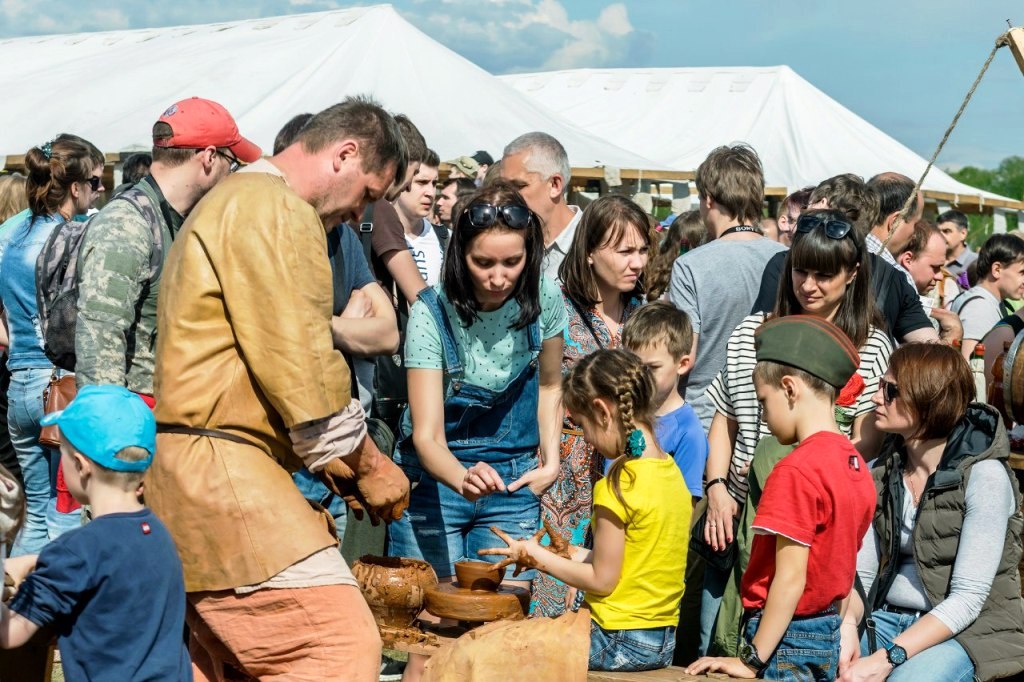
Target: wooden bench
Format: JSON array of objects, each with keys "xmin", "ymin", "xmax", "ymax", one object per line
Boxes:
[{"xmin": 588, "ymin": 670, "xmax": 743, "ymax": 681}]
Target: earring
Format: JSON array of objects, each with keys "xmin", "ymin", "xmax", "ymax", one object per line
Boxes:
[{"xmin": 625, "ymin": 429, "xmax": 646, "ymax": 458}]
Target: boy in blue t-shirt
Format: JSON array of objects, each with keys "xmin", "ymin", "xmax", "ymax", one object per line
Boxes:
[
  {"xmin": 622, "ymin": 301, "xmax": 708, "ymax": 503},
  {"xmin": 0, "ymin": 385, "xmax": 190, "ymax": 681}
]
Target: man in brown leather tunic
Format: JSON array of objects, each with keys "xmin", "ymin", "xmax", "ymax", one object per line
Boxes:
[{"xmin": 147, "ymin": 97, "xmax": 410, "ymax": 682}]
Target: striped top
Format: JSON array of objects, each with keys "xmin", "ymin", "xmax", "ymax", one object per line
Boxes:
[{"xmin": 707, "ymin": 313, "xmax": 893, "ymax": 501}]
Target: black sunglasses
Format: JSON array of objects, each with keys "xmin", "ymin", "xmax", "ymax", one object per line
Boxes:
[
  {"xmin": 879, "ymin": 377, "xmax": 899, "ymax": 405},
  {"xmin": 461, "ymin": 203, "xmax": 534, "ymax": 230},
  {"xmin": 796, "ymin": 214, "xmax": 853, "ymax": 240},
  {"xmin": 82, "ymin": 176, "xmax": 102, "ymax": 192}
]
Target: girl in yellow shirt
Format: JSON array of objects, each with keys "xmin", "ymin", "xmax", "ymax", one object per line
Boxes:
[{"xmin": 481, "ymin": 349, "xmax": 691, "ymax": 671}]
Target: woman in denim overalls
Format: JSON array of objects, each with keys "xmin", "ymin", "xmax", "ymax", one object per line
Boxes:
[{"xmin": 388, "ymin": 183, "xmax": 565, "ymax": 680}]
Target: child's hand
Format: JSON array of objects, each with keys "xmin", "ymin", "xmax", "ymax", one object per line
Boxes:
[
  {"xmin": 684, "ymin": 656, "xmax": 757, "ymax": 679},
  {"xmin": 3, "ymin": 554, "xmax": 38, "ymax": 599},
  {"xmin": 477, "ymin": 521, "xmax": 572, "ymax": 576}
]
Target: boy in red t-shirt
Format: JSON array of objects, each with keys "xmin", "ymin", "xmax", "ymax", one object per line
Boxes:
[{"xmin": 687, "ymin": 316, "xmax": 876, "ymax": 681}]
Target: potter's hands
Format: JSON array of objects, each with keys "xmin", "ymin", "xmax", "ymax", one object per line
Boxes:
[
  {"xmin": 477, "ymin": 520, "xmax": 572, "ymax": 577},
  {"xmin": 461, "ymin": 462, "xmax": 506, "ymax": 501},
  {"xmin": 839, "ymin": 650, "xmax": 893, "ymax": 682},
  {"xmin": 317, "ymin": 435, "xmax": 410, "ymax": 524},
  {"xmin": 684, "ymin": 656, "xmax": 757, "ymax": 679},
  {"xmin": 507, "ymin": 465, "xmax": 558, "ymax": 497},
  {"xmin": 930, "ymin": 307, "xmax": 963, "ymax": 345},
  {"xmin": 704, "ymin": 484, "xmax": 739, "ymax": 550},
  {"xmin": 838, "ymin": 622, "xmax": 862, "ymax": 676}
]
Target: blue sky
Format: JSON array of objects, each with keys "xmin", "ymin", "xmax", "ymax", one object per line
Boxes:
[{"xmin": 3, "ymin": 0, "xmax": 1022, "ymax": 169}]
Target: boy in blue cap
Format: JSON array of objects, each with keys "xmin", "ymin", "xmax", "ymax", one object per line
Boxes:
[{"xmin": 0, "ymin": 385, "xmax": 190, "ymax": 681}]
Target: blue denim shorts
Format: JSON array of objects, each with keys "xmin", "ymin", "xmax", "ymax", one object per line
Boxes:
[
  {"xmin": 589, "ymin": 620, "xmax": 675, "ymax": 672},
  {"xmin": 387, "ymin": 452, "xmax": 540, "ymax": 580},
  {"xmin": 744, "ymin": 607, "xmax": 840, "ymax": 681}
]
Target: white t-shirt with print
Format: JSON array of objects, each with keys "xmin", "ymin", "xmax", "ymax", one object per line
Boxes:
[{"xmin": 406, "ymin": 219, "xmax": 443, "ymax": 287}]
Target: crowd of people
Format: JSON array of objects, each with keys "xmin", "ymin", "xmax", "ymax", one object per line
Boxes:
[{"xmin": 0, "ymin": 93, "xmax": 1021, "ymax": 682}]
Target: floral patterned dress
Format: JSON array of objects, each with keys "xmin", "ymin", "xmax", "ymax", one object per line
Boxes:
[{"xmin": 530, "ymin": 289, "xmax": 644, "ymax": 617}]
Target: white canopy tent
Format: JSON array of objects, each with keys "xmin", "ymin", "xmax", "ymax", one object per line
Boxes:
[
  {"xmin": 501, "ymin": 66, "xmax": 1022, "ymax": 211},
  {"xmin": 0, "ymin": 6, "xmax": 667, "ymax": 173}
]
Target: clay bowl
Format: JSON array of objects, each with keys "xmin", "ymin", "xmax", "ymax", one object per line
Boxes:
[
  {"xmin": 454, "ymin": 560, "xmax": 505, "ymax": 592},
  {"xmin": 351, "ymin": 555, "xmax": 438, "ymax": 628}
]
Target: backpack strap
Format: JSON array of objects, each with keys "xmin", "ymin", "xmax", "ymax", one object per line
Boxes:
[
  {"xmin": 434, "ymin": 221, "xmax": 450, "ymax": 259},
  {"xmin": 112, "ymin": 184, "xmax": 166, "ymax": 282},
  {"xmin": 358, "ymin": 203, "xmax": 375, "ymax": 275},
  {"xmin": 998, "ymin": 312, "xmax": 1024, "ymax": 336}
]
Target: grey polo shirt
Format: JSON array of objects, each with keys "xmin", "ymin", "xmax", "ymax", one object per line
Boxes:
[{"xmin": 541, "ymin": 205, "xmax": 582, "ymax": 283}]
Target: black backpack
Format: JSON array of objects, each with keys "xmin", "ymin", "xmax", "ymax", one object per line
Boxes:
[{"xmin": 34, "ymin": 186, "xmax": 163, "ymax": 371}]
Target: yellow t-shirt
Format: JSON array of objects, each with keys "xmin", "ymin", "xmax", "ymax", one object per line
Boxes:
[{"xmin": 586, "ymin": 457, "xmax": 691, "ymax": 630}]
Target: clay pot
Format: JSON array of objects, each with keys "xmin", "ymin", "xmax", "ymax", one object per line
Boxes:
[
  {"xmin": 351, "ymin": 555, "xmax": 438, "ymax": 628},
  {"xmin": 454, "ymin": 560, "xmax": 505, "ymax": 592}
]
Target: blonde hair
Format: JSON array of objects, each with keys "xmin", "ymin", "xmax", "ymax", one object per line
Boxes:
[
  {"xmin": 562, "ymin": 349, "xmax": 656, "ymax": 513},
  {"xmin": 0, "ymin": 173, "xmax": 28, "ymax": 223},
  {"xmin": 90, "ymin": 446, "xmax": 150, "ymax": 491}
]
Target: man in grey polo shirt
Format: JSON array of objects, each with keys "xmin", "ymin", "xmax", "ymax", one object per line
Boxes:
[
  {"xmin": 500, "ymin": 132, "xmax": 581, "ymax": 282},
  {"xmin": 938, "ymin": 209, "xmax": 978, "ymax": 279}
]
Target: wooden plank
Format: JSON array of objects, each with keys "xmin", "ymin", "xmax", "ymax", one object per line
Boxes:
[
  {"xmin": 588, "ymin": 668, "xmax": 740, "ymax": 681},
  {"xmin": 1010, "ymin": 452, "xmax": 1024, "ymax": 472}
]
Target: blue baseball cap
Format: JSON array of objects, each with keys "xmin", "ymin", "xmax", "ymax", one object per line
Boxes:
[{"xmin": 40, "ymin": 385, "xmax": 156, "ymax": 472}]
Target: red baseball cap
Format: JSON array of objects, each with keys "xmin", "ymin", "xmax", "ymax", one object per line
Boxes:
[{"xmin": 153, "ymin": 97, "xmax": 261, "ymax": 163}]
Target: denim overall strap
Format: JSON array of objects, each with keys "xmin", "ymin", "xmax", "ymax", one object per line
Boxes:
[
  {"xmin": 416, "ymin": 288, "xmax": 464, "ymax": 381},
  {"xmin": 527, "ymin": 317, "xmax": 541, "ymax": 354}
]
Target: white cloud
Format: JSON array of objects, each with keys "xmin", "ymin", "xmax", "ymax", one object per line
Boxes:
[{"xmin": 402, "ymin": 0, "xmax": 653, "ymax": 73}]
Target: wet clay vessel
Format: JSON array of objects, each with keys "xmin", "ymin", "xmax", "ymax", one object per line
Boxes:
[
  {"xmin": 351, "ymin": 555, "xmax": 438, "ymax": 628},
  {"xmin": 423, "ymin": 582, "xmax": 530, "ymax": 622},
  {"xmin": 453, "ymin": 560, "xmax": 505, "ymax": 591}
]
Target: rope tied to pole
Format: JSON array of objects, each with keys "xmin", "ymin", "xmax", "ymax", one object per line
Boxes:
[{"xmin": 882, "ymin": 33, "xmax": 1010, "ymax": 249}]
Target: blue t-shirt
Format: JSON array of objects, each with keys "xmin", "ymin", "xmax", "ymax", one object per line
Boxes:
[
  {"xmin": 10, "ymin": 509, "xmax": 190, "ymax": 682},
  {"xmin": 331, "ymin": 224, "xmax": 375, "ymax": 315},
  {"xmin": 0, "ymin": 211, "xmax": 62, "ymax": 370},
  {"xmin": 655, "ymin": 403, "xmax": 709, "ymax": 499}
]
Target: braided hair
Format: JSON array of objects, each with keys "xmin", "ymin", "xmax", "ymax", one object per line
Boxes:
[{"xmin": 563, "ymin": 349, "xmax": 657, "ymax": 514}]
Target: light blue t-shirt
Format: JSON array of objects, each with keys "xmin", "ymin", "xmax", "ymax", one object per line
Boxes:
[
  {"xmin": 404, "ymin": 276, "xmax": 566, "ymax": 392},
  {"xmin": 656, "ymin": 403, "xmax": 709, "ymax": 499},
  {"xmin": 0, "ymin": 211, "xmax": 62, "ymax": 369}
]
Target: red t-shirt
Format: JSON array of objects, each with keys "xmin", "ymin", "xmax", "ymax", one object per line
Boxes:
[{"xmin": 741, "ymin": 431, "xmax": 876, "ymax": 615}]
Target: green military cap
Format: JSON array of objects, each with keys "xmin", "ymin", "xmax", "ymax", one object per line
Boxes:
[{"xmin": 754, "ymin": 315, "xmax": 860, "ymax": 388}]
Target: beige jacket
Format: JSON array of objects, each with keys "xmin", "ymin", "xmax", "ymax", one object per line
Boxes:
[{"xmin": 147, "ymin": 165, "xmax": 351, "ymax": 592}]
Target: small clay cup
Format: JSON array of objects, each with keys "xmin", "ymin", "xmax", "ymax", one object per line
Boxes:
[
  {"xmin": 351, "ymin": 555, "xmax": 438, "ymax": 628},
  {"xmin": 454, "ymin": 560, "xmax": 505, "ymax": 591}
]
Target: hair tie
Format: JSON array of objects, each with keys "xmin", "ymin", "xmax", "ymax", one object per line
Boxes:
[
  {"xmin": 40, "ymin": 140, "xmax": 53, "ymax": 160},
  {"xmin": 625, "ymin": 428, "xmax": 646, "ymax": 458}
]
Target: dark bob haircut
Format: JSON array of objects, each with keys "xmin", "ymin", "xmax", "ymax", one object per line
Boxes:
[
  {"xmin": 443, "ymin": 180, "xmax": 544, "ymax": 329},
  {"xmin": 774, "ymin": 208, "xmax": 880, "ymax": 348}
]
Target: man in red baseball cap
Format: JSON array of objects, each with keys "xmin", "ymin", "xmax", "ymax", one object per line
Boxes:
[{"xmin": 74, "ymin": 96, "xmax": 261, "ymax": 400}]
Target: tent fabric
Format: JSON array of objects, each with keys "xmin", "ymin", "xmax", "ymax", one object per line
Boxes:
[
  {"xmin": 0, "ymin": 6, "xmax": 666, "ymax": 171},
  {"xmin": 501, "ymin": 66, "xmax": 1012, "ymax": 202}
]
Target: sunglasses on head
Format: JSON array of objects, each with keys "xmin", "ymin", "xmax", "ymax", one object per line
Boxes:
[
  {"xmin": 879, "ymin": 377, "xmax": 899, "ymax": 405},
  {"xmin": 796, "ymin": 213, "xmax": 853, "ymax": 240},
  {"xmin": 461, "ymin": 203, "xmax": 534, "ymax": 230},
  {"xmin": 82, "ymin": 176, "xmax": 102, "ymax": 192}
]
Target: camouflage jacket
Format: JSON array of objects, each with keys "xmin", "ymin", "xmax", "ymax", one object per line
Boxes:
[{"xmin": 75, "ymin": 177, "xmax": 183, "ymax": 395}]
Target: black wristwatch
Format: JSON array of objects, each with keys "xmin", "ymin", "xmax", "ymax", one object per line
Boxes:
[
  {"xmin": 886, "ymin": 643, "xmax": 908, "ymax": 667},
  {"xmin": 739, "ymin": 641, "xmax": 768, "ymax": 677}
]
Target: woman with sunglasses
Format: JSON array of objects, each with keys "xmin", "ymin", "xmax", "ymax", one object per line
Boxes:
[
  {"xmin": 530, "ymin": 194, "xmax": 651, "ymax": 617},
  {"xmin": 699, "ymin": 209, "xmax": 893, "ymax": 654},
  {"xmin": 0, "ymin": 135, "xmax": 105, "ymax": 555},
  {"xmin": 838, "ymin": 343, "xmax": 1024, "ymax": 682},
  {"xmin": 388, "ymin": 181, "xmax": 565, "ymax": 680}
]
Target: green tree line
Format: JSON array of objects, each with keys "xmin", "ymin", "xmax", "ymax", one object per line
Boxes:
[{"xmin": 950, "ymin": 156, "xmax": 1024, "ymax": 246}]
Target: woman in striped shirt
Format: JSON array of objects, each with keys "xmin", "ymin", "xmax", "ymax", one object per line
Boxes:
[{"xmin": 698, "ymin": 209, "xmax": 893, "ymax": 653}]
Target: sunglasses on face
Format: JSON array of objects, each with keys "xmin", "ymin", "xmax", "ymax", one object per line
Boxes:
[
  {"xmin": 461, "ymin": 203, "xmax": 534, "ymax": 230},
  {"xmin": 82, "ymin": 176, "xmax": 102, "ymax": 192},
  {"xmin": 879, "ymin": 377, "xmax": 899, "ymax": 405},
  {"xmin": 796, "ymin": 214, "xmax": 853, "ymax": 240}
]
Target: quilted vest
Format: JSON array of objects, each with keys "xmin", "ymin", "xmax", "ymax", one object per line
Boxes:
[{"xmin": 871, "ymin": 404, "xmax": 1024, "ymax": 681}]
